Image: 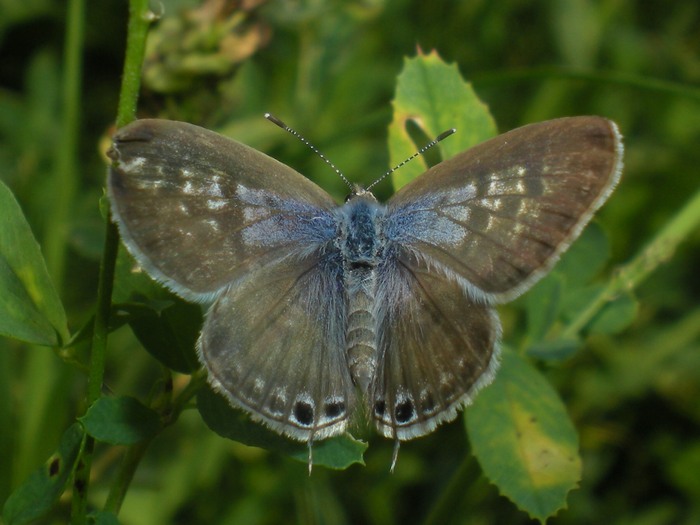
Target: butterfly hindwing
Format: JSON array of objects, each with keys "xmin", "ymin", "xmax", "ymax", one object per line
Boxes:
[
  {"xmin": 371, "ymin": 246, "xmax": 501, "ymax": 440},
  {"xmin": 199, "ymin": 250, "xmax": 355, "ymax": 441}
]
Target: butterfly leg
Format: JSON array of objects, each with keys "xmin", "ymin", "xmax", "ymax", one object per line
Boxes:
[
  {"xmin": 390, "ymin": 439, "xmax": 401, "ymax": 472},
  {"xmin": 308, "ymin": 439, "xmax": 314, "ymax": 475}
]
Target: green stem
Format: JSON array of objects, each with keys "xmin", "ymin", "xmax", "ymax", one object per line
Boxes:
[
  {"xmin": 70, "ymin": 0, "xmax": 153, "ymax": 523},
  {"xmin": 16, "ymin": 0, "xmax": 84, "ymax": 493},
  {"xmin": 45, "ymin": 0, "xmax": 84, "ymax": 286},
  {"xmin": 103, "ymin": 436, "xmax": 155, "ymax": 515},
  {"xmin": 103, "ymin": 371, "xmax": 206, "ymax": 514},
  {"xmin": 422, "ymin": 454, "xmax": 478, "ymax": 525},
  {"xmin": 115, "ymin": 0, "xmax": 154, "ymax": 129},
  {"xmin": 562, "ymin": 187, "xmax": 700, "ymax": 338}
]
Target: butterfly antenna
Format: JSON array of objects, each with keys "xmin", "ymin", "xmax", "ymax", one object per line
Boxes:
[
  {"xmin": 366, "ymin": 128, "xmax": 456, "ymax": 191},
  {"xmin": 265, "ymin": 113, "xmax": 353, "ymax": 190}
]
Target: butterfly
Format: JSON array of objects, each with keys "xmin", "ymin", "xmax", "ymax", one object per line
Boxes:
[{"xmin": 107, "ymin": 116, "xmax": 622, "ymax": 461}]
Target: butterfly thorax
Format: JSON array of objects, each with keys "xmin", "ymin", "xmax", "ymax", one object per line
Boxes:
[{"xmin": 338, "ymin": 194, "xmax": 385, "ymax": 393}]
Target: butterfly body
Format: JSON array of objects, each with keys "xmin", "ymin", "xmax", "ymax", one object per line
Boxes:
[
  {"xmin": 107, "ymin": 116, "xmax": 623, "ymax": 445},
  {"xmin": 338, "ymin": 193, "xmax": 383, "ymax": 393}
]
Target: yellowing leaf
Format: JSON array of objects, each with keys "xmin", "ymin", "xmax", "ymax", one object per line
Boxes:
[{"xmin": 466, "ymin": 349, "xmax": 581, "ymax": 522}]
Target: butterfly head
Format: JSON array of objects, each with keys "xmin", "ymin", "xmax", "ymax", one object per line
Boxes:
[{"xmin": 345, "ymin": 184, "xmax": 377, "ymax": 203}]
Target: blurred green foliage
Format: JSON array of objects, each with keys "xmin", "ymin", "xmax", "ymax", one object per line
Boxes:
[{"xmin": 1, "ymin": 0, "xmax": 699, "ymax": 524}]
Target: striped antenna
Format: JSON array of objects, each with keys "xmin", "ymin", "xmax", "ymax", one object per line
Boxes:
[
  {"xmin": 265, "ymin": 113, "xmax": 353, "ymax": 190},
  {"xmin": 265, "ymin": 113, "xmax": 456, "ymax": 192},
  {"xmin": 366, "ymin": 128, "xmax": 456, "ymax": 191}
]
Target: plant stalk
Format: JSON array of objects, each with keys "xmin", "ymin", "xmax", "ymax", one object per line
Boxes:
[{"xmin": 70, "ymin": 0, "xmax": 153, "ymax": 522}]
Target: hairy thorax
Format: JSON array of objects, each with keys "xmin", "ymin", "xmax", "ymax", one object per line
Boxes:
[{"xmin": 337, "ymin": 193, "xmax": 385, "ymax": 393}]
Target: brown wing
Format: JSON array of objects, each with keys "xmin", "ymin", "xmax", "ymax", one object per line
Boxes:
[
  {"xmin": 371, "ymin": 247, "xmax": 501, "ymax": 440},
  {"xmin": 199, "ymin": 253, "xmax": 354, "ymax": 442},
  {"xmin": 386, "ymin": 117, "xmax": 622, "ymax": 303},
  {"xmin": 108, "ymin": 119, "xmax": 337, "ymax": 302}
]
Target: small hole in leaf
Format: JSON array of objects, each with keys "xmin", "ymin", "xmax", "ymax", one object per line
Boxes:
[
  {"xmin": 405, "ymin": 119, "xmax": 443, "ymax": 167},
  {"xmin": 49, "ymin": 458, "xmax": 60, "ymax": 477}
]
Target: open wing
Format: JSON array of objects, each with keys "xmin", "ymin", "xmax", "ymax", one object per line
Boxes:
[
  {"xmin": 108, "ymin": 119, "xmax": 338, "ymax": 302},
  {"xmin": 371, "ymin": 247, "xmax": 501, "ymax": 440},
  {"xmin": 199, "ymin": 252, "xmax": 355, "ymax": 441},
  {"xmin": 385, "ymin": 117, "xmax": 623, "ymax": 303},
  {"xmin": 370, "ymin": 117, "xmax": 621, "ymax": 439}
]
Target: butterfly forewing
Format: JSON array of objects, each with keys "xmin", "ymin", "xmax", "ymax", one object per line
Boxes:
[
  {"xmin": 386, "ymin": 116, "xmax": 623, "ymax": 303},
  {"xmin": 108, "ymin": 119, "xmax": 337, "ymax": 302}
]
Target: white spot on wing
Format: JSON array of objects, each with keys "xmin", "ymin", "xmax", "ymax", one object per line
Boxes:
[
  {"xmin": 204, "ymin": 182, "xmax": 224, "ymax": 197},
  {"xmin": 205, "ymin": 219, "xmax": 220, "ymax": 231},
  {"xmin": 445, "ymin": 184, "xmax": 476, "ymax": 204},
  {"xmin": 443, "ymin": 205, "xmax": 471, "ymax": 222},
  {"xmin": 120, "ymin": 156, "xmax": 146, "ymax": 172},
  {"xmin": 253, "ymin": 377, "xmax": 265, "ymax": 396},
  {"xmin": 479, "ymin": 198, "xmax": 502, "ymax": 211},
  {"xmin": 243, "ymin": 207, "xmax": 271, "ymax": 221},
  {"xmin": 134, "ymin": 178, "xmax": 164, "ymax": 190},
  {"xmin": 487, "ymin": 179, "xmax": 509, "ymax": 196},
  {"xmin": 238, "ymin": 183, "xmax": 276, "ymax": 235},
  {"xmin": 206, "ymin": 199, "xmax": 227, "ymax": 210}
]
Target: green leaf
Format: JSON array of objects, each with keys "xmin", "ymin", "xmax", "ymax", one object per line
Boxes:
[
  {"xmin": 552, "ymin": 222, "xmax": 610, "ymax": 288},
  {"xmin": 127, "ymin": 298, "xmax": 202, "ymax": 374},
  {"xmin": 561, "ymin": 283, "xmax": 632, "ymax": 334},
  {"xmin": 197, "ymin": 387, "xmax": 366, "ymax": 470},
  {"xmin": 587, "ymin": 291, "xmax": 638, "ymax": 335},
  {"xmin": 524, "ymin": 272, "xmax": 565, "ymax": 343},
  {"xmin": 0, "ymin": 179, "xmax": 68, "ymax": 346},
  {"xmin": 79, "ymin": 396, "xmax": 161, "ymax": 445},
  {"xmin": 89, "ymin": 510, "xmax": 121, "ymax": 525},
  {"xmin": 560, "ymin": 284, "xmax": 602, "ymax": 322},
  {"xmin": 465, "ymin": 350, "xmax": 581, "ymax": 523},
  {"xmin": 666, "ymin": 441, "xmax": 700, "ymax": 500},
  {"xmin": 526, "ymin": 337, "xmax": 582, "ymax": 361},
  {"xmin": 388, "ymin": 51, "xmax": 496, "ymax": 189},
  {"xmin": 2, "ymin": 423, "xmax": 83, "ymax": 525},
  {"xmin": 110, "ymin": 246, "xmax": 202, "ymax": 373},
  {"xmin": 112, "ymin": 245, "xmax": 167, "ymax": 304},
  {"xmin": 64, "ymin": 301, "xmax": 149, "ymax": 347}
]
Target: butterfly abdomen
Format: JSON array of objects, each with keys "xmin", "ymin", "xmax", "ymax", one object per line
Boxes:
[
  {"xmin": 346, "ymin": 268, "xmax": 377, "ymax": 392},
  {"xmin": 339, "ymin": 196, "xmax": 385, "ymax": 393}
]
